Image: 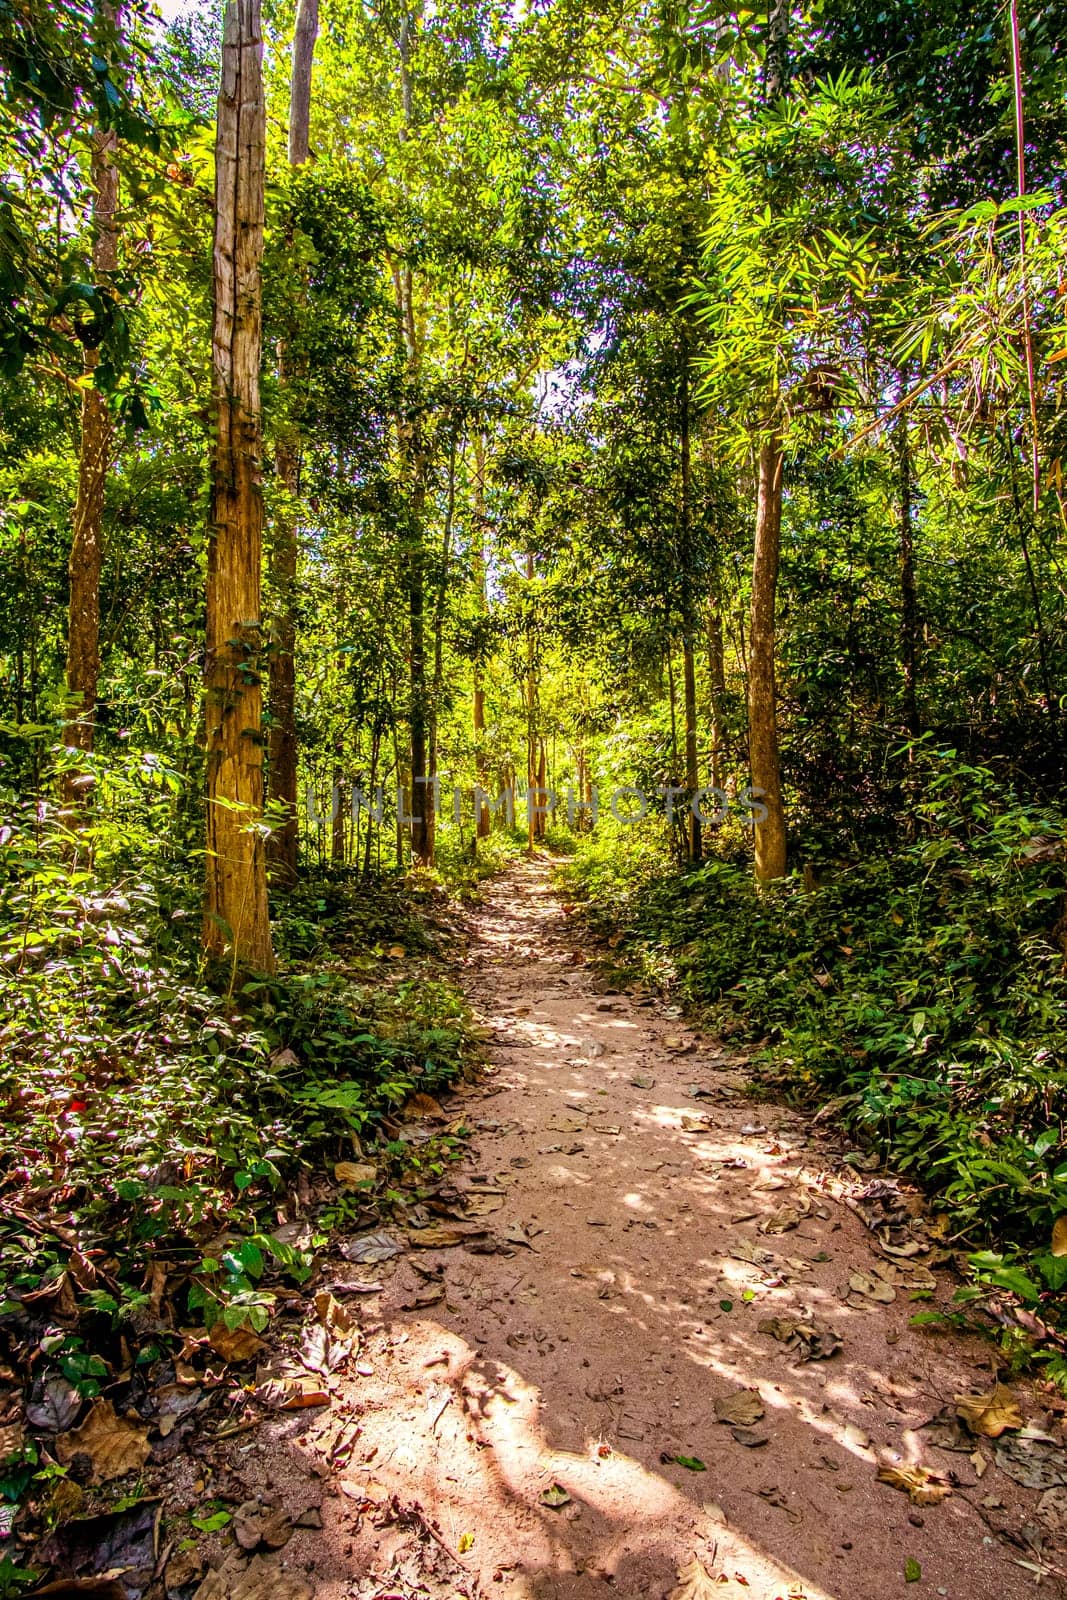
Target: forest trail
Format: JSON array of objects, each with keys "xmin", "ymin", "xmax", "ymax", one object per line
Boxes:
[{"xmin": 227, "ymin": 859, "xmax": 1049, "ymax": 1600}]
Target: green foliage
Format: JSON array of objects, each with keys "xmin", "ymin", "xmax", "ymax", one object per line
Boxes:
[
  {"xmin": 563, "ymin": 749, "xmax": 1067, "ymax": 1285},
  {"xmin": 0, "ymin": 750, "xmax": 474, "ymax": 1337}
]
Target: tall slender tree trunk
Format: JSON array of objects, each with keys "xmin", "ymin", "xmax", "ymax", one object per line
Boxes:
[
  {"xmin": 426, "ymin": 437, "xmax": 457, "ymax": 864},
  {"xmin": 394, "ymin": 11, "xmax": 431, "ymax": 866},
  {"xmin": 707, "ymin": 598, "xmax": 726, "ymax": 792},
  {"xmin": 473, "ymin": 436, "xmax": 490, "ymax": 841},
  {"xmin": 678, "ymin": 345, "xmax": 701, "ymax": 861},
  {"xmin": 749, "ymin": 430, "xmax": 787, "ymax": 881},
  {"xmin": 63, "ymin": 117, "xmax": 118, "ymax": 811},
  {"xmin": 896, "ymin": 407, "xmax": 920, "ymax": 736},
  {"xmin": 267, "ymin": 0, "xmax": 318, "ymax": 886},
  {"xmin": 203, "ymin": 0, "xmax": 274, "ymax": 975}
]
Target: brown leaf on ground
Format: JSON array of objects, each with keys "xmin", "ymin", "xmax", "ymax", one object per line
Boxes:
[
  {"xmin": 334, "ymin": 1161, "xmax": 376, "ymax": 1189},
  {"xmin": 876, "ymin": 1463, "xmax": 951, "ymax": 1505},
  {"xmin": 233, "ymin": 1500, "xmax": 293, "ymax": 1552},
  {"xmin": 407, "ymin": 1224, "xmax": 487, "ymax": 1247},
  {"xmin": 192, "ymin": 1553, "xmax": 313, "ymax": 1600},
  {"xmin": 847, "ymin": 1270, "xmax": 895, "ymax": 1305},
  {"xmin": 668, "ymin": 1556, "xmax": 719, "ymax": 1600},
  {"xmin": 339, "ymin": 1229, "xmax": 402, "ymax": 1265},
  {"xmin": 955, "ymin": 1382, "xmax": 1023, "ymax": 1439},
  {"xmin": 208, "ymin": 1323, "xmax": 266, "ymax": 1365},
  {"xmin": 254, "ymin": 1360, "xmax": 330, "ymax": 1410},
  {"xmin": 406, "ymin": 1092, "xmax": 447, "ymax": 1121},
  {"xmin": 994, "ymin": 1435, "xmax": 1067, "ymax": 1490},
  {"xmin": 714, "ymin": 1388, "xmax": 765, "ymax": 1427},
  {"xmin": 55, "ymin": 1400, "xmax": 150, "ymax": 1483},
  {"xmin": 759, "ymin": 1206, "xmax": 802, "ymax": 1235},
  {"xmin": 757, "ymin": 1315, "xmax": 842, "ymax": 1362}
]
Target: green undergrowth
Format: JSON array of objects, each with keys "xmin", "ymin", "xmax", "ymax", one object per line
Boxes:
[
  {"xmin": 0, "ymin": 756, "xmax": 479, "ymax": 1360},
  {"xmin": 561, "ymin": 748, "xmax": 1067, "ymax": 1353}
]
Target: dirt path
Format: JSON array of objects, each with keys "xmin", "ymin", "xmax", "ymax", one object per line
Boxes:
[{"xmin": 210, "ymin": 858, "xmax": 1057, "ymax": 1600}]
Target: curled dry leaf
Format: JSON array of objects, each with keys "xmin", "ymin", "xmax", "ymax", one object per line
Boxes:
[
  {"xmin": 254, "ymin": 1360, "xmax": 330, "ymax": 1411},
  {"xmin": 876, "ymin": 1463, "xmax": 951, "ymax": 1506},
  {"xmin": 668, "ymin": 1557, "xmax": 719, "ymax": 1600},
  {"xmin": 407, "ymin": 1224, "xmax": 487, "ymax": 1248},
  {"xmin": 714, "ymin": 1388, "xmax": 765, "ymax": 1428},
  {"xmin": 192, "ymin": 1553, "xmax": 313, "ymax": 1600},
  {"xmin": 55, "ymin": 1400, "xmax": 150, "ymax": 1483},
  {"xmin": 539, "ymin": 1482, "xmax": 571, "ymax": 1509},
  {"xmin": 1051, "ymin": 1215, "xmax": 1067, "ymax": 1258},
  {"xmin": 955, "ymin": 1382, "xmax": 1023, "ymax": 1439},
  {"xmin": 759, "ymin": 1206, "xmax": 802, "ymax": 1235},
  {"xmin": 847, "ymin": 1270, "xmax": 895, "ymax": 1306},
  {"xmin": 757, "ymin": 1315, "xmax": 842, "ymax": 1362}
]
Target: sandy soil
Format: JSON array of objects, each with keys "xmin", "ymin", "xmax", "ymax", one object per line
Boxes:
[{"xmin": 201, "ymin": 857, "xmax": 1062, "ymax": 1600}]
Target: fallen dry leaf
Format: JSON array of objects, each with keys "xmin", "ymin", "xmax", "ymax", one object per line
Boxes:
[
  {"xmin": 406, "ymin": 1092, "xmax": 447, "ymax": 1120},
  {"xmin": 876, "ymin": 1462, "xmax": 951, "ymax": 1506},
  {"xmin": 192, "ymin": 1553, "xmax": 313, "ymax": 1600},
  {"xmin": 334, "ymin": 1161, "xmax": 376, "ymax": 1189},
  {"xmin": 757, "ymin": 1315, "xmax": 842, "ymax": 1362},
  {"xmin": 847, "ymin": 1270, "xmax": 895, "ymax": 1305},
  {"xmin": 208, "ymin": 1322, "xmax": 266, "ymax": 1365},
  {"xmin": 55, "ymin": 1400, "xmax": 150, "ymax": 1483},
  {"xmin": 233, "ymin": 1500, "xmax": 293, "ymax": 1552},
  {"xmin": 955, "ymin": 1382, "xmax": 1023, "ymax": 1439},
  {"xmin": 668, "ymin": 1556, "xmax": 719, "ymax": 1600},
  {"xmin": 994, "ymin": 1435, "xmax": 1067, "ymax": 1490},
  {"xmin": 759, "ymin": 1206, "xmax": 802, "ymax": 1235},
  {"xmin": 407, "ymin": 1224, "xmax": 488, "ymax": 1247},
  {"xmin": 254, "ymin": 1360, "xmax": 330, "ymax": 1410},
  {"xmin": 339, "ymin": 1229, "xmax": 402, "ymax": 1265},
  {"xmin": 714, "ymin": 1388, "xmax": 765, "ymax": 1428}
]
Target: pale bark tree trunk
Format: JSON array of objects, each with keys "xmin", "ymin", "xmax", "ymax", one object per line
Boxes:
[
  {"xmin": 749, "ymin": 430, "xmax": 787, "ymax": 881},
  {"xmin": 267, "ymin": 0, "xmax": 318, "ymax": 885},
  {"xmin": 678, "ymin": 355, "xmax": 701, "ymax": 861},
  {"xmin": 203, "ymin": 0, "xmax": 274, "ymax": 974},
  {"xmin": 473, "ymin": 436, "xmax": 490, "ymax": 842},
  {"xmin": 63, "ymin": 120, "xmax": 118, "ymax": 811},
  {"xmin": 426, "ymin": 437, "xmax": 457, "ymax": 864},
  {"xmin": 393, "ymin": 11, "xmax": 432, "ymax": 866}
]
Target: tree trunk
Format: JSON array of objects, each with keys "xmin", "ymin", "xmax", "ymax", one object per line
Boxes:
[
  {"xmin": 473, "ymin": 436, "xmax": 490, "ymax": 841},
  {"xmin": 678, "ymin": 345, "xmax": 701, "ymax": 861},
  {"xmin": 749, "ymin": 430, "xmax": 787, "ymax": 881},
  {"xmin": 203, "ymin": 0, "xmax": 274, "ymax": 975},
  {"xmin": 707, "ymin": 598, "xmax": 726, "ymax": 791},
  {"xmin": 266, "ymin": 0, "xmax": 318, "ymax": 886},
  {"xmin": 288, "ymin": 0, "xmax": 318, "ymax": 165},
  {"xmin": 63, "ymin": 122, "xmax": 118, "ymax": 811},
  {"xmin": 896, "ymin": 408, "xmax": 920, "ymax": 736}
]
